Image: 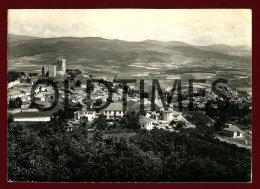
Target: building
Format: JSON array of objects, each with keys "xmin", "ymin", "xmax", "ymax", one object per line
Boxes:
[
  {"xmin": 74, "ymin": 110, "xmax": 96, "ymax": 122},
  {"xmin": 41, "ymin": 58, "xmax": 66, "ymax": 77},
  {"xmin": 112, "ymin": 93, "xmax": 122, "ymax": 101},
  {"xmin": 34, "ymin": 91, "xmax": 52, "ymax": 101},
  {"xmin": 13, "ymin": 116, "xmax": 50, "ymax": 122},
  {"xmin": 161, "ymin": 109, "xmax": 173, "ymax": 121},
  {"xmin": 56, "ymin": 58, "xmax": 66, "ymax": 76},
  {"xmin": 154, "ymin": 100, "xmax": 173, "ymax": 112},
  {"xmin": 8, "ymin": 80, "xmax": 20, "ymax": 89},
  {"xmin": 42, "ymin": 66, "xmax": 49, "ymax": 77},
  {"xmin": 222, "ymin": 124, "xmax": 245, "ymax": 138},
  {"xmin": 102, "ymin": 102, "xmax": 125, "ymax": 119},
  {"xmin": 35, "ymin": 101, "xmax": 52, "ymax": 108},
  {"xmin": 139, "ymin": 115, "xmax": 153, "ymax": 130},
  {"xmin": 8, "ymin": 90, "xmax": 22, "ymax": 100},
  {"xmin": 172, "ymin": 110, "xmax": 182, "ymax": 121},
  {"xmin": 49, "ymin": 65, "xmax": 57, "ymax": 77}
]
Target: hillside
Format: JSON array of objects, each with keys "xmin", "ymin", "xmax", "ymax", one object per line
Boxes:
[
  {"xmin": 7, "ymin": 34, "xmax": 252, "ymax": 91},
  {"xmin": 8, "ymin": 34, "xmax": 39, "ymax": 42},
  {"xmin": 8, "ymin": 34, "xmax": 251, "ymax": 64}
]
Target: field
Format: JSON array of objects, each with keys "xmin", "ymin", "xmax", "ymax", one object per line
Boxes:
[{"xmin": 8, "ymin": 34, "xmax": 252, "ymax": 91}]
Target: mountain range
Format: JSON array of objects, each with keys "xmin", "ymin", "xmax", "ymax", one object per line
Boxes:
[{"xmin": 8, "ymin": 33, "xmax": 251, "ymax": 68}]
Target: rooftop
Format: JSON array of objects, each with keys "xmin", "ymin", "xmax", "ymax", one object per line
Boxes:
[
  {"xmin": 224, "ymin": 124, "xmax": 243, "ymax": 132},
  {"xmin": 8, "ymin": 90, "xmax": 21, "ymax": 96},
  {"xmin": 139, "ymin": 115, "xmax": 153, "ymax": 125},
  {"xmin": 103, "ymin": 102, "xmax": 124, "ymax": 111}
]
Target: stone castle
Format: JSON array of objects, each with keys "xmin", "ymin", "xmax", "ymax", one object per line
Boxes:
[{"xmin": 42, "ymin": 58, "xmax": 66, "ymax": 77}]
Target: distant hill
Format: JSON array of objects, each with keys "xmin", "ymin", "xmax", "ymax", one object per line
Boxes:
[
  {"xmin": 8, "ymin": 34, "xmax": 251, "ymax": 67},
  {"xmin": 165, "ymin": 45, "xmax": 251, "ymax": 62},
  {"xmin": 8, "ymin": 34, "xmax": 39, "ymax": 42},
  {"xmin": 142, "ymin": 40, "xmax": 251, "ymax": 57},
  {"xmin": 142, "ymin": 40, "xmax": 190, "ymax": 47},
  {"xmin": 197, "ymin": 44, "xmax": 251, "ymax": 56}
]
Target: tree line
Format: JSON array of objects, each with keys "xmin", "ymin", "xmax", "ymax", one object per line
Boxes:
[{"xmin": 8, "ymin": 112, "xmax": 251, "ymax": 182}]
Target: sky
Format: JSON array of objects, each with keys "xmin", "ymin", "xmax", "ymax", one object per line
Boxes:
[{"xmin": 8, "ymin": 9, "xmax": 252, "ymax": 46}]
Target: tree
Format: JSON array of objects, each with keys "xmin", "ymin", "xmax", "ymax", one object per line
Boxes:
[
  {"xmin": 176, "ymin": 122, "xmax": 184, "ymax": 129},
  {"xmin": 119, "ymin": 110, "xmax": 140, "ymax": 130},
  {"xmin": 7, "ymin": 108, "xmax": 252, "ymax": 182},
  {"xmin": 28, "ymin": 72, "xmax": 38, "ymax": 77},
  {"xmin": 92, "ymin": 130, "xmax": 103, "ymax": 142},
  {"xmin": 143, "ymin": 91, "xmax": 150, "ymax": 99},
  {"xmin": 50, "ymin": 109, "xmax": 74, "ymax": 133},
  {"xmin": 8, "ymin": 97, "xmax": 23, "ymax": 108},
  {"xmin": 169, "ymin": 120, "xmax": 176, "ymax": 126},
  {"xmin": 75, "ymin": 80, "xmax": 81, "ymax": 87},
  {"xmin": 8, "ymin": 114, "xmax": 14, "ymax": 124},
  {"xmin": 8, "ymin": 71, "xmax": 20, "ymax": 83},
  {"xmin": 76, "ymin": 102, "xmax": 83, "ymax": 108},
  {"xmin": 69, "ymin": 73, "xmax": 76, "ymax": 80},
  {"xmin": 16, "ymin": 97, "xmax": 22, "ymax": 107},
  {"xmin": 93, "ymin": 114, "xmax": 108, "ymax": 131},
  {"xmin": 93, "ymin": 99, "xmax": 102, "ymax": 106},
  {"xmin": 29, "ymin": 103, "xmax": 35, "ymax": 109},
  {"xmin": 213, "ymin": 114, "xmax": 227, "ymax": 131}
]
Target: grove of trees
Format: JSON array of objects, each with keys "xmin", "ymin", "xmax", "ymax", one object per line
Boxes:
[
  {"xmin": 8, "ymin": 97, "xmax": 23, "ymax": 108},
  {"xmin": 8, "ymin": 112, "xmax": 251, "ymax": 182}
]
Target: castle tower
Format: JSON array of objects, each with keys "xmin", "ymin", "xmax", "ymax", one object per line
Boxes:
[
  {"xmin": 56, "ymin": 58, "xmax": 66, "ymax": 76},
  {"xmin": 61, "ymin": 59, "xmax": 66, "ymax": 75},
  {"xmin": 49, "ymin": 65, "xmax": 57, "ymax": 77},
  {"xmin": 53, "ymin": 65, "xmax": 56, "ymax": 77},
  {"xmin": 42, "ymin": 66, "xmax": 49, "ymax": 77},
  {"xmin": 42, "ymin": 66, "xmax": 45, "ymax": 76},
  {"xmin": 161, "ymin": 109, "xmax": 173, "ymax": 121}
]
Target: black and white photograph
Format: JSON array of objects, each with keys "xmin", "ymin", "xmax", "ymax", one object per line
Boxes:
[{"xmin": 7, "ymin": 9, "xmax": 252, "ymax": 182}]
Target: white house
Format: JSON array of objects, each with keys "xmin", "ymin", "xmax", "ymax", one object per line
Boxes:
[
  {"xmin": 102, "ymin": 102, "xmax": 125, "ymax": 119},
  {"xmin": 74, "ymin": 110, "xmax": 96, "ymax": 122},
  {"xmin": 223, "ymin": 124, "xmax": 245, "ymax": 139},
  {"xmin": 8, "ymin": 90, "xmax": 22, "ymax": 100},
  {"xmin": 112, "ymin": 93, "xmax": 122, "ymax": 101},
  {"xmin": 139, "ymin": 115, "xmax": 153, "ymax": 130}
]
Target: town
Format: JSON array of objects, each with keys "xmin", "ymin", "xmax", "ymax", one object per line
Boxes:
[{"xmin": 8, "ymin": 58, "xmax": 252, "ymax": 149}]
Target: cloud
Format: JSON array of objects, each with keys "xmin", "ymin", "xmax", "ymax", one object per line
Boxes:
[{"xmin": 8, "ymin": 9, "xmax": 252, "ymax": 46}]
